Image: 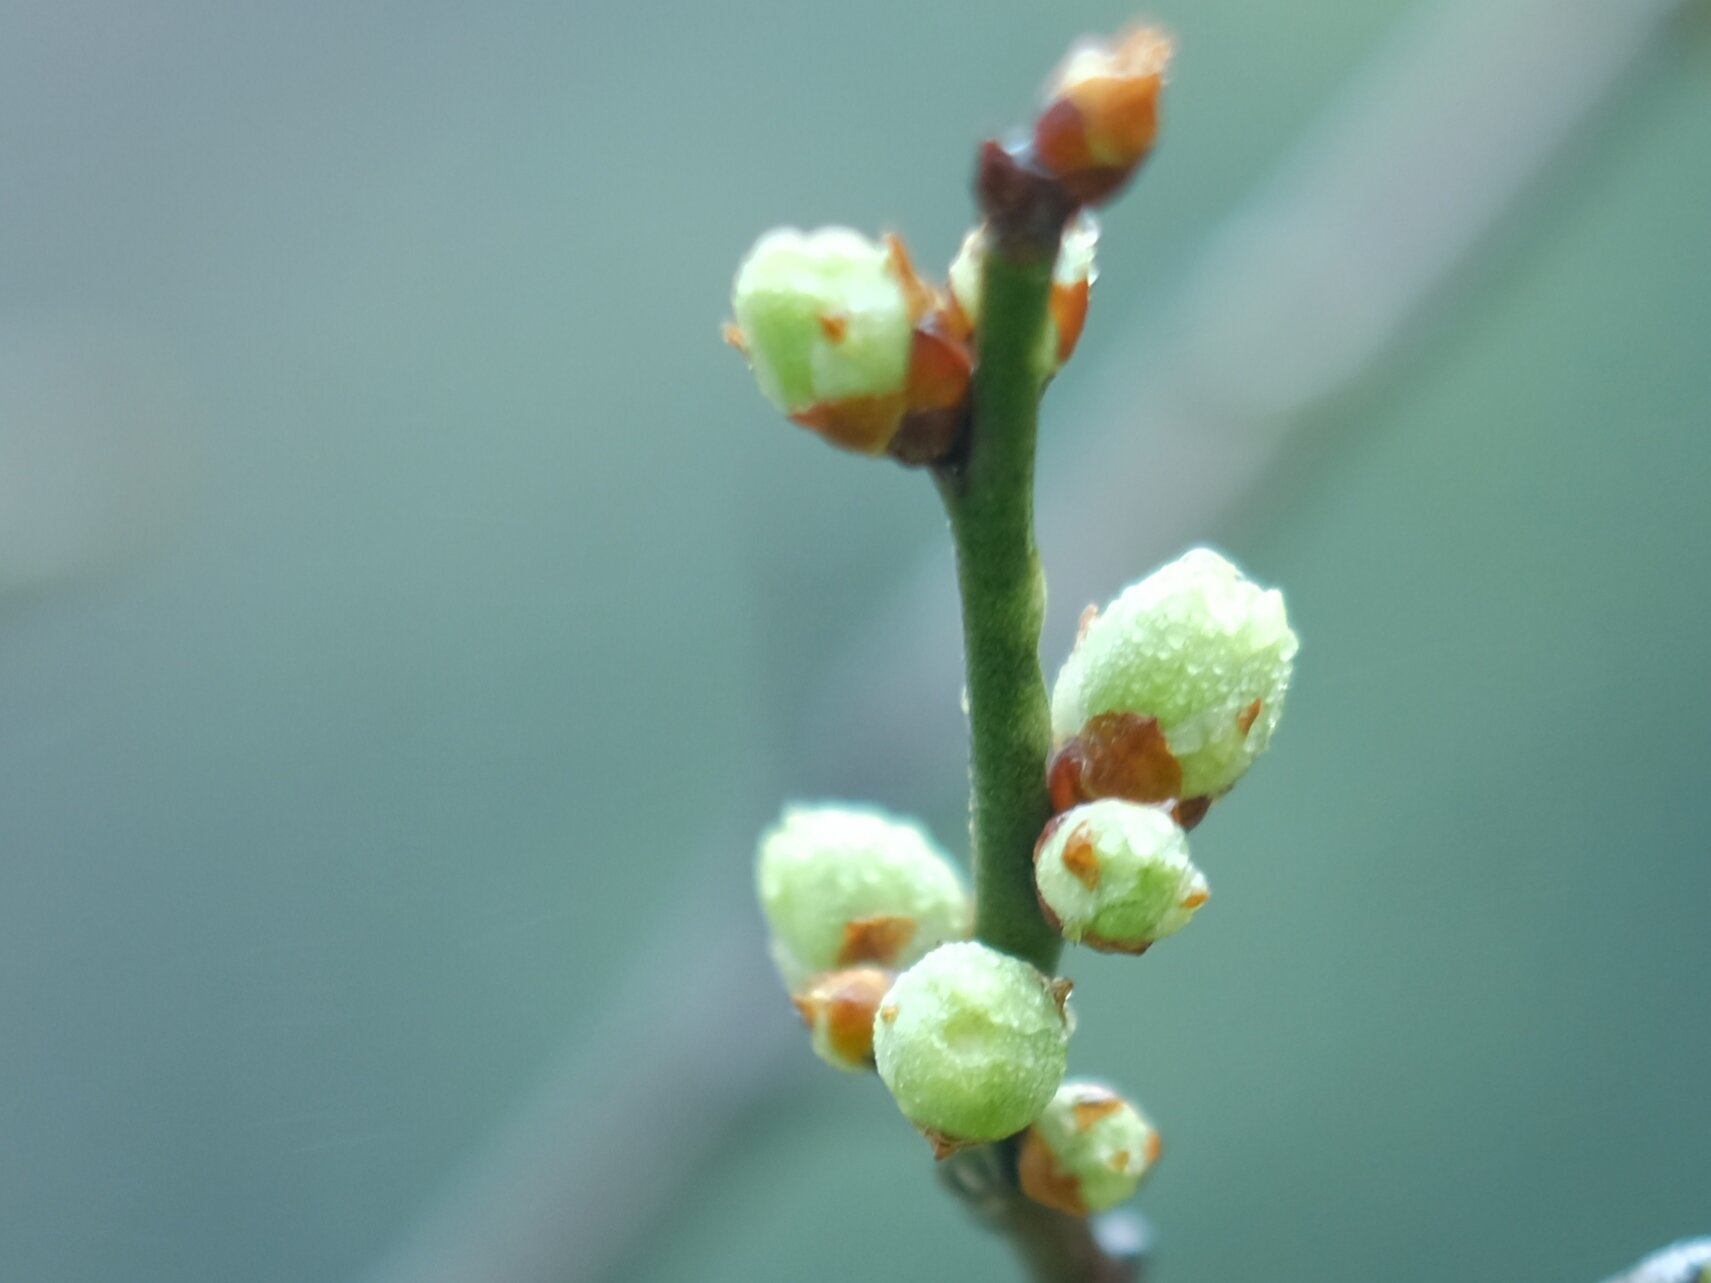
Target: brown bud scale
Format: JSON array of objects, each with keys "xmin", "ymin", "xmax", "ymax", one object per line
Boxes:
[
  {"xmin": 836, "ymin": 914, "xmax": 917, "ymax": 967},
  {"xmin": 1018, "ymin": 1127, "xmax": 1089, "ymax": 1216}
]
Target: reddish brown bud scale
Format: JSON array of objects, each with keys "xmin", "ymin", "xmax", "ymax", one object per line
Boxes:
[
  {"xmin": 1050, "ymin": 277, "xmax": 1092, "ymax": 364},
  {"xmin": 1048, "ymin": 977, "xmax": 1075, "ymax": 1020},
  {"xmin": 1173, "ymin": 796, "xmax": 1212, "ymax": 831},
  {"xmin": 836, "ymin": 913, "xmax": 918, "ymax": 968},
  {"xmin": 1071, "ymin": 1097, "xmax": 1125, "ymax": 1132},
  {"xmin": 883, "ymin": 233, "xmax": 937, "ymax": 324},
  {"xmin": 905, "ymin": 325, "xmax": 973, "ymax": 414},
  {"xmin": 922, "ymin": 1127, "xmax": 977, "ymax": 1161},
  {"xmin": 1018, "ymin": 1130, "xmax": 1089, "ymax": 1216},
  {"xmin": 1033, "ymin": 27, "xmax": 1171, "ymax": 207},
  {"xmin": 794, "ymin": 966, "xmax": 894, "ymax": 1071},
  {"xmin": 1048, "ymin": 711, "xmax": 1185, "ymax": 813},
  {"xmin": 1236, "ymin": 698, "xmax": 1264, "ymax": 736},
  {"xmin": 1059, "ymin": 827, "xmax": 1102, "ymax": 890},
  {"xmin": 790, "ymin": 393, "xmax": 907, "ymax": 455}
]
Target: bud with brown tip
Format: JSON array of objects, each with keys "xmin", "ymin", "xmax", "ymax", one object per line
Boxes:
[
  {"xmin": 1019, "ymin": 1079, "xmax": 1161, "ymax": 1215},
  {"xmin": 1033, "ymin": 28, "xmax": 1173, "ymax": 206}
]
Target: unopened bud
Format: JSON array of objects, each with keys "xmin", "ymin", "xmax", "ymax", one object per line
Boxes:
[
  {"xmin": 728, "ymin": 227, "xmax": 970, "ymax": 457},
  {"xmin": 792, "ymin": 966, "xmax": 893, "ymax": 1072},
  {"xmin": 872, "ymin": 941, "xmax": 1071, "ymax": 1146},
  {"xmin": 948, "ymin": 213, "xmax": 1099, "ymax": 370},
  {"xmin": 1018, "ymin": 1079, "xmax": 1161, "ymax": 1215},
  {"xmin": 1034, "ymin": 28, "xmax": 1172, "ymax": 206},
  {"xmin": 756, "ymin": 803, "xmax": 971, "ymax": 993},
  {"xmin": 1035, "ymin": 800, "xmax": 1207, "ymax": 953},
  {"xmin": 1052, "ymin": 548, "xmax": 1297, "ymax": 803}
]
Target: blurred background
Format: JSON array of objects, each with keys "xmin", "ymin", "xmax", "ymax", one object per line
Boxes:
[{"xmin": 3, "ymin": 0, "xmax": 1708, "ymax": 1280}]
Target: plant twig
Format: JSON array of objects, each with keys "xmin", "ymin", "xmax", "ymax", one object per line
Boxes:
[
  {"xmin": 934, "ymin": 191, "xmax": 1065, "ymax": 976},
  {"xmin": 940, "ymin": 1141, "xmax": 1151, "ymax": 1283},
  {"xmin": 930, "ymin": 151, "xmax": 1123, "ymax": 1281}
]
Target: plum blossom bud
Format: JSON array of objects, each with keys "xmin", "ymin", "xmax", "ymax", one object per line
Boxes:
[
  {"xmin": 727, "ymin": 227, "xmax": 970, "ymax": 458},
  {"xmin": 948, "ymin": 212, "xmax": 1099, "ymax": 370},
  {"xmin": 792, "ymin": 966, "xmax": 893, "ymax": 1072},
  {"xmin": 872, "ymin": 942, "xmax": 1071, "ymax": 1147},
  {"xmin": 1034, "ymin": 800, "xmax": 1208, "ymax": 953},
  {"xmin": 756, "ymin": 803, "xmax": 971, "ymax": 994},
  {"xmin": 1019, "ymin": 1079, "xmax": 1161, "ymax": 1215},
  {"xmin": 1052, "ymin": 548, "xmax": 1298, "ymax": 804},
  {"xmin": 1034, "ymin": 28, "xmax": 1172, "ymax": 206}
]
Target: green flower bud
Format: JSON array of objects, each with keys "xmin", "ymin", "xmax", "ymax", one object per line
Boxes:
[
  {"xmin": 791, "ymin": 967, "xmax": 893, "ymax": 1073},
  {"xmin": 872, "ymin": 941, "xmax": 1071, "ymax": 1146},
  {"xmin": 947, "ymin": 212, "xmax": 1098, "ymax": 369},
  {"xmin": 1034, "ymin": 800, "xmax": 1207, "ymax": 953},
  {"xmin": 728, "ymin": 227, "xmax": 916, "ymax": 453},
  {"xmin": 756, "ymin": 803, "xmax": 971, "ymax": 993},
  {"xmin": 1052, "ymin": 548, "xmax": 1298, "ymax": 800},
  {"xmin": 1018, "ymin": 1079, "xmax": 1161, "ymax": 1215}
]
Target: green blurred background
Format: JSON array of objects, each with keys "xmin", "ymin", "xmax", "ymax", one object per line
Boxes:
[{"xmin": 2, "ymin": 0, "xmax": 1707, "ymax": 1280}]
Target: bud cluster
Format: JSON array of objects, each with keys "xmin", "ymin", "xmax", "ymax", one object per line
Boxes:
[
  {"xmin": 728, "ymin": 214, "xmax": 1103, "ymax": 462},
  {"xmin": 735, "ymin": 22, "xmax": 1303, "ymax": 1237}
]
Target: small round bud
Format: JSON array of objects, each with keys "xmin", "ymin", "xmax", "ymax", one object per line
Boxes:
[
  {"xmin": 756, "ymin": 804, "xmax": 971, "ymax": 993},
  {"xmin": 872, "ymin": 941, "xmax": 1071, "ymax": 1145},
  {"xmin": 948, "ymin": 213, "xmax": 1099, "ymax": 370},
  {"xmin": 1035, "ymin": 800, "xmax": 1207, "ymax": 953},
  {"xmin": 1034, "ymin": 28, "xmax": 1172, "ymax": 206},
  {"xmin": 729, "ymin": 227, "xmax": 913, "ymax": 451},
  {"xmin": 792, "ymin": 966, "xmax": 893, "ymax": 1072},
  {"xmin": 1018, "ymin": 1079, "xmax": 1161, "ymax": 1215},
  {"xmin": 727, "ymin": 228, "xmax": 971, "ymax": 459},
  {"xmin": 1052, "ymin": 548, "xmax": 1298, "ymax": 802}
]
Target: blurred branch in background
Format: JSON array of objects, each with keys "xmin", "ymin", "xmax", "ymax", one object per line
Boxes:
[
  {"xmin": 1604, "ymin": 1241, "xmax": 1711, "ymax": 1283},
  {"xmin": 361, "ymin": 0, "xmax": 1691, "ymax": 1280},
  {"xmin": 0, "ymin": 320, "xmax": 197, "ymax": 608}
]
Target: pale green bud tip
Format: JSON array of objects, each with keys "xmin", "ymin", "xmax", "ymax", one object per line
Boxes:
[
  {"xmin": 1019, "ymin": 1079, "xmax": 1160, "ymax": 1215},
  {"xmin": 729, "ymin": 227, "xmax": 913, "ymax": 418},
  {"xmin": 871, "ymin": 941, "xmax": 1071, "ymax": 1145},
  {"xmin": 756, "ymin": 803, "xmax": 972, "ymax": 993},
  {"xmin": 948, "ymin": 214, "xmax": 1099, "ymax": 369},
  {"xmin": 1052, "ymin": 547, "xmax": 1298, "ymax": 799},
  {"xmin": 1035, "ymin": 800, "xmax": 1207, "ymax": 953}
]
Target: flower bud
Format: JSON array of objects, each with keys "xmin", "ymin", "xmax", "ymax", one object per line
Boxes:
[
  {"xmin": 947, "ymin": 213, "xmax": 1099, "ymax": 370},
  {"xmin": 1052, "ymin": 548, "xmax": 1297, "ymax": 803},
  {"xmin": 792, "ymin": 966, "xmax": 893, "ymax": 1072},
  {"xmin": 1034, "ymin": 28, "xmax": 1172, "ymax": 206},
  {"xmin": 756, "ymin": 803, "xmax": 972, "ymax": 993},
  {"xmin": 872, "ymin": 941, "xmax": 1071, "ymax": 1146},
  {"xmin": 1035, "ymin": 800, "xmax": 1207, "ymax": 953},
  {"xmin": 727, "ymin": 227, "xmax": 970, "ymax": 457},
  {"xmin": 1018, "ymin": 1079, "xmax": 1161, "ymax": 1215}
]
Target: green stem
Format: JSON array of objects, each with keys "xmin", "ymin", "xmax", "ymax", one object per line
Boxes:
[
  {"xmin": 939, "ymin": 1141, "xmax": 1149, "ymax": 1283},
  {"xmin": 936, "ymin": 245, "xmax": 1062, "ymax": 976}
]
